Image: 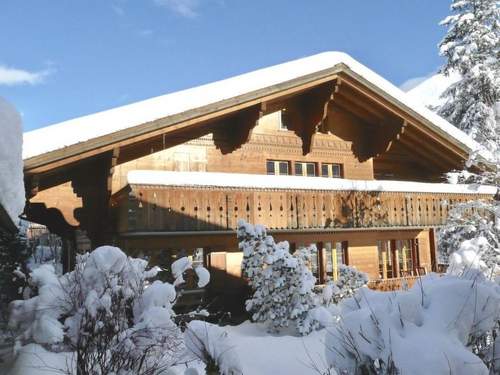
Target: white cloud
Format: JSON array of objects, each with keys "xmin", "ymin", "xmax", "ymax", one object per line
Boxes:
[
  {"xmin": 154, "ymin": 0, "xmax": 200, "ymax": 17},
  {"xmin": 0, "ymin": 65, "xmax": 52, "ymax": 86}
]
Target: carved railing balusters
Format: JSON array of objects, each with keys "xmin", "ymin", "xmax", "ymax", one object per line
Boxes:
[{"xmin": 122, "ymin": 186, "xmax": 488, "ymax": 233}]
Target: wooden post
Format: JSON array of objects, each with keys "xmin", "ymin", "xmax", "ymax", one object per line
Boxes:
[
  {"xmin": 332, "ymin": 246, "xmax": 338, "ymax": 281},
  {"xmin": 429, "ymin": 228, "xmax": 438, "ymax": 272},
  {"xmin": 317, "ymin": 241, "xmax": 325, "ymax": 284},
  {"xmin": 381, "ymin": 250, "xmax": 388, "ymax": 279}
]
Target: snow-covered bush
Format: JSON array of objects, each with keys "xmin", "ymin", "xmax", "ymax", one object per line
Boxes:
[
  {"xmin": 184, "ymin": 320, "xmax": 243, "ymax": 375},
  {"xmin": 326, "ymin": 273, "xmax": 500, "ymax": 375},
  {"xmin": 238, "ymin": 220, "xmax": 319, "ymax": 335},
  {"xmin": 322, "ymin": 265, "xmax": 368, "ymax": 305},
  {"xmin": 8, "ymin": 246, "xmax": 188, "ymax": 375}
]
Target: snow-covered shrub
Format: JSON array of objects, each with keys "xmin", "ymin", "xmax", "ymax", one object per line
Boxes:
[
  {"xmin": 184, "ymin": 320, "xmax": 243, "ymax": 375},
  {"xmin": 326, "ymin": 274, "xmax": 500, "ymax": 375},
  {"xmin": 172, "ymin": 256, "xmax": 210, "ymax": 288},
  {"xmin": 9, "ymin": 246, "xmax": 187, "ymax": 375},
  {"xmin": 322, "ymin": 265, "xmax": 368, "ymax": 306},
  {"xmin": 238, "ymin": 220, "xmax": 319, "ymax": 335}
]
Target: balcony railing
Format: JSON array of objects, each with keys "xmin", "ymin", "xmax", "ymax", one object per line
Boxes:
[{"xmin": 113, "ymin": 172, "xmax": 494, "ymax": 233}]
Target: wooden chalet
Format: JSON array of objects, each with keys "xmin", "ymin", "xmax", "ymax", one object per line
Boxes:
[{"xmin": 22, "ymin": 52, "xmax": 495, "ymax": 302}]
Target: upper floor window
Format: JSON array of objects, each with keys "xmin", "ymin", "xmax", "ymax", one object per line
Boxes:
[
  {"xmin": 280, "ymin": 110, "xmax": 290, "ymax": 130},
  {"xmin": 295, "ymin": 162, "xmax": 316, "ymax": 177},
  {"xmin": 267, "ymin": 160, "xmax": 289, "ymax": 175},
  {"xmin": 321, "ymin": 163, "xmax": 342, "ymax": 178}
]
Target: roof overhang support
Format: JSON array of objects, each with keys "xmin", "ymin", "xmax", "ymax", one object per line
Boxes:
[
  {"xmin": 212, "ymin": 104, "xmax": 263, "ymax": 154},
  {"xmin": 284, "ymin": 80, "xmax": 338, "ymax": 155}
]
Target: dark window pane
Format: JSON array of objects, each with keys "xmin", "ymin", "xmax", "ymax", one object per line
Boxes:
[
  {"xmin": 306, "ymin": 163, "xmax": 315, "ymax": 176},
  {"xmin": 336, "ymin": 242, "xmax": 344, "ymax": 265},
  {"xmin": 332, "ymin": 164, "xmax": 341, "ymax": 177},
  {"xmin": 279, "ymin": 161, "xmax": 289, "ymax": 175},
  {"xmin": 321, "ymin": 164, "xmax": 329, "ymax": 177},
  {"xmin": 280, "ymin": 111, "xmax": 289, "ymax": 130},
  {"xmin": 295, "ymin": 163, "xmax": 303, "ymax": 176},
  {"xmin": 266, "ymin": 161, "xmax": 275, "ymax": 175}
]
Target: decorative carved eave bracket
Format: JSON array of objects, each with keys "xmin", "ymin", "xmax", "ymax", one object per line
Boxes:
[
  {"xmin": 24, "ymin": 202, "xmax": 77, "ymax": 238},
  {"xmin": 370, "ymin": 119, "xmax": 407, "ymax": 159},
  {"xmin": 212, "ymin": 104, "xmax": 263, "ymax": 154},
  {"xmin": 283, "ymin": 80, "xmax": 338, "ymax": 155}
]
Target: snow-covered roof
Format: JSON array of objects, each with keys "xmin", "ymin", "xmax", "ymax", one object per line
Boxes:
[
  {"xmin": 0, "ymin": 97, "xmax": 25, "ymax": 226},
  {"xmin": 126, "ymin": 170, "xmax": 497, "ymax": 196},
  {"xmin": 23, "ymin": 52, "xmax": 482, "ymax": 161}
]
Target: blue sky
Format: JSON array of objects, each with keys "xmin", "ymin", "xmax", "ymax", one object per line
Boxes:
[{"xmin": 0, "ymin": 0, "xmax": 451, "ymax": 132}]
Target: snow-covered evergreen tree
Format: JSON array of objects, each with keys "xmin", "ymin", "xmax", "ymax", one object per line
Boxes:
[
  {"xmin": 238, "ymin": 220, "xmax": 319, "ymax": 335},
  {"xmin": 438, "ymin": 0, "xmax": 499, "ymax": 151}
]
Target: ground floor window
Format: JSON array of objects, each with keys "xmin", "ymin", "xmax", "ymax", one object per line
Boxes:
[
  {"xmin": 378, "ymin": 239, "xmax": 420, "ymax": 279},
  {"xmin": 292, "ymin": 241, "xmax": 348, "ymax": 284},
  {"xmin": 324, "ymin": 241, "xmax": 348, "ymax": 281}
]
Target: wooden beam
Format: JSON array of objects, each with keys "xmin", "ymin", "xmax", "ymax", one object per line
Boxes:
[
  {"xmin": 335, "ymin": 85, "xmax": 390, "ymax": 121},
  {"xmin": 24, "ymin": 73, "xmax": 342, "ymax": 174},
  {"xmin": 402, "ymin": 127, "xmax": 463, "ymax": 169},
  {"xmin": 338, "ymin": 73, "xmax": 469, "ymax": 159},
  {"xmin": 396, "ymin": 136, "xmax": 456, "ymax": 172}
]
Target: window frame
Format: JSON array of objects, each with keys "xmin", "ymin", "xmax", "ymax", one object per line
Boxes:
[
  {"xmin": 321, "ymin": 163, "xmax": 343, "ymax": 178},
  {"xmin": 267, "ymin": 160, "xmax": 290, "ymax": 176},
  {"xmin": 294, "ymin": 161, "xmax": 317, "ymax": 177}
]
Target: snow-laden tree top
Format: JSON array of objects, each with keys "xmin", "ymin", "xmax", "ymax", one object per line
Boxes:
[
  {"xmin": 438, "ymin": 0, "xmax": 499, "ymax": 153},
  {"xmin": 0, "ymin": 98, "xmax": 25, "ymax": 225},
  {"xmin": 23, "ymin": 51, "xmax": 484, "ymax": 160}
]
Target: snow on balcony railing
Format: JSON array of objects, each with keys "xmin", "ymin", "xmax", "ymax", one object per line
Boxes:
[{"xmin": 127, "ymin": 170, "xmax": 497, "ymax": 196}]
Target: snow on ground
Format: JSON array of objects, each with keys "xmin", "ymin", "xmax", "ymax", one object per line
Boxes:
[
  {"xmin": 23, "ymin": 51, "xmax": 482, "ymax": 160},
  {"xmin": 224, "ymin": 322, "xmax": 329, "ymax": 375},
  {"xmin": 1, "ymin": 343, "xmax": 75, "ymax": 375},
  {"xmin": 0, "ymin": 97, "xmax": 25, "ymax": 224},
  {"xmin": 406, "ymin": 72, "xmax": 461, "ymax": 108},
  {"xmin": 3, "ymin": 322, "xmax": 330, "ymax": 375},
  {"xmin": 127, "ymin": 170, "xmax": 498, "ymax": 195}
]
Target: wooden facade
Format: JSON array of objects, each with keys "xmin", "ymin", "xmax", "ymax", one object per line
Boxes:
[{"xmin": 21, "ymin": 58, "xmax": 495, "ymax": 306}]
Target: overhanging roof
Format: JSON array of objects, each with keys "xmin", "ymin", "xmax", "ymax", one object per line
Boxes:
[{"xmin": 23, "ymin": 52, "xmax": 482, "ymax": 173}]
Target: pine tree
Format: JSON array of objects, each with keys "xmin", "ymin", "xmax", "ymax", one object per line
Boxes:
[{"xmin": 438, "ymin": 0, "xmax": 500, "ymax": 152}]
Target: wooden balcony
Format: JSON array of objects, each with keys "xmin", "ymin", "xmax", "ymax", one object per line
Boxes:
[{"xmin": 113, "ymin": 172, "xmax": 494, "ymax": 233}]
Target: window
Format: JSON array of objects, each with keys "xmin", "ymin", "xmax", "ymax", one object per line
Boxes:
[
  {"xmin": 378, "ymin": 240, "xmax": 393, "ymax": 279},
  {"xmin": 280, "ymin": 110, "xmax": 289, "ymax": 130},
  {"xmin": 378, "ymin": 239, "xmax": 420, "ymax": 279},
  {"xmin": 324, "ymin": 241, "xmax": 348, "ymax": 281},
  {"xmin": 321, "ymin": 163, "xmax": 342, "ymax": 178},
  {"xmin": 295, "ymin": 162, "xmax": 316, "ymax": 177},
  {"xmin": 267, "ymin": 160, "xmax": 289, "ymax": 175},
  {"xmin": 396, "ymin": 239, "xmax": 419, "ymax": 276}
]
